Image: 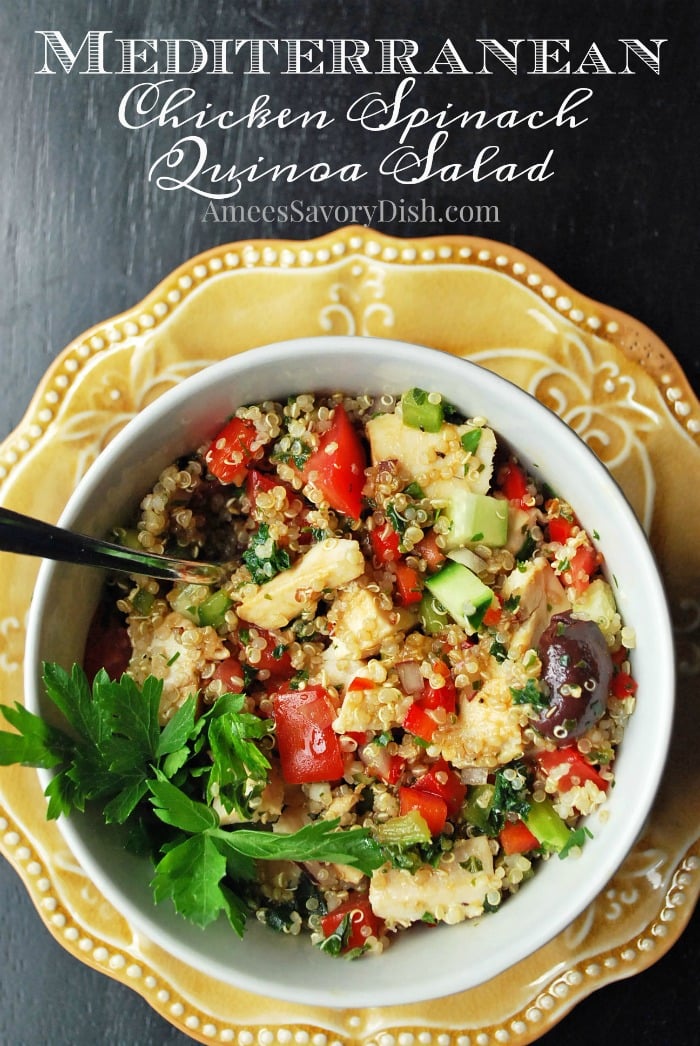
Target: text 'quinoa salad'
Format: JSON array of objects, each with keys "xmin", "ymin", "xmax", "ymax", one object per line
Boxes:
[{"xmin": 1, "ymin": 388, "xmax": 638, "ymax": 957}]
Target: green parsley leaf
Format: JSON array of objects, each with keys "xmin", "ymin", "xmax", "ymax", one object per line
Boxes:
[
  {"xmin": 288, "ymin": 669, "xmax": 309, "ymax": 690},
  {"xmin": 204, "ymin": 693, "xmax": 273, "ymax": 819},
  {"xmin": 461, "ymin": 855, "xmax": 484, "ymax": 873},
  {"xmin": 318, "ymin": 913, "xmax": 350, "ymax": 956},
  {"xmin": 242, "ymin": 523, "xmax": 291, "ymax": 584},
  {"xmin": 510, "ymin": 679, "xmax": 548, "ymax": 710},
  {"xmin": 0, "ymin": 702, "xmax": 71, "ymax": 769},
  {"xmin": 372, "ymin": 731, "xmax": 394, "ymax": 748},
  {"xmin": 559, "ymin": 825, "xmax": 593, "ymax": 859},
  {"xmin": 149, "ymin": 776, "xmax": 218, "ymax": 833},
  {"xmin": 515, "ymin": 532, "xmax": 537, "ymax": 562},
  {"xmin": 385, "ymin": 501, "xmax": 408, "ymax": 539},
  {"xmin": 489, "ymin": 640, "xmax": 508, "ymax": 663},
  {"xmin": 156, "ymin": 695, "xmax": 199, "ymax": 758},
  {"xmin": 151, "ymin": 832, "xmax": 229, "ymax": 929},
  {"xmin": 31, "ymin": 664, "xmax": 167, "ymax": 823},
  {"xmin": 42, "ymin": 661, "xmax": 110, "ymax": 750},
  {"xmin": 213, "ymin": 818, "xmax": 385, "ymax": 877},
  {"xmin": 470, "ymin": 762, "xmax": 532, "ymax": 836},
  {"xmin": 272, "ymin": 438, "xmax": 311, "ymax": 470}
]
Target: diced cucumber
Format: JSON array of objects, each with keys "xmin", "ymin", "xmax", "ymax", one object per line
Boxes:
[
  {"xmin": 428, "ymin": 481, "xmax": 508, "ymax": 549},
  {"xmin": 197, "ymin": 589, "xmax": 233, "ymax": 628},
  {"xmin": 171, "ymin": 582, "xmax": 208, "ymax": 623},
  {"xmin": 425, "ymin": 561, "xmax": 495, "ymax": 631},
  {"xmin": 400, "ymin": 388, "xmax": 444, "ymax": 432},
  {"xmin": 523, "ymin": 797, "xmax": 572, "ymax": 853},
  {"xmin": 170, "ymin": 584, "xmax": 232, "ymax": 628},
  {"xmin": 418, "ymin": 591, "xmax": 451, "ymax": 634},
  {"xmin": 131, "ymin": 588, "xmax": 155, "ymax": 615}
]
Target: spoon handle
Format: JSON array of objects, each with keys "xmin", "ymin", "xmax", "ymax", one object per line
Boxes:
[{"xmin": 0, "ymin": 506, "xmax": 224, "ymax": 585}]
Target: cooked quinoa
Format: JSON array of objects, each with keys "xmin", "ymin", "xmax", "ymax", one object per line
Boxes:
[{"xmin": 92, "ymin": 388, "xmax": 636, "ymax": 956}]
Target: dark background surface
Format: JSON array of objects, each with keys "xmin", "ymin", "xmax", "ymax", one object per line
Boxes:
[{"xmin": 1, "ymin": 1, "xmax": 698, "ymax": 1043}]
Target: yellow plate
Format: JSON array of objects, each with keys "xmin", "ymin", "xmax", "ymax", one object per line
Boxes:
[{"xmin": 1, "ymin": 227, "xmax": 698, "ymax": 1044}]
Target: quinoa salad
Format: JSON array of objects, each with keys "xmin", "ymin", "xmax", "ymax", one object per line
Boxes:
[{"xmin": 79, "ymin": 387, "xmax": 637, "ymax": 956}]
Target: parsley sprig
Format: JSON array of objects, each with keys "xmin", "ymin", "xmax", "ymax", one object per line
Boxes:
[{"xmin": 0, "ymin": 663, "xmax": 385, "ymax": 936}]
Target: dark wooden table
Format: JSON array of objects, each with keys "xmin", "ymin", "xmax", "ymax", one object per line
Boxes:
[{"xmin": 1, "ymin": 2, "xmax": 698, "ymax": 1043}]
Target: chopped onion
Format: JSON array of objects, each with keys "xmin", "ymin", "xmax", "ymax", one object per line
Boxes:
[
  {"xmin": 396, "ymin": 659, "xmax": 423, "ymax": 695},
  {"xmin": 461, "ymin": 766, "xmax": 489, "ymax": 785},
  {"xmin": 448, "ymin": 547, "xmax": 488, "ymax": 575},
  {"xmin": 359, "ymin": 741, "xmax": 391, "ymax": 780}
]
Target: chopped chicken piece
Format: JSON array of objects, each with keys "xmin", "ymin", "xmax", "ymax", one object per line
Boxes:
[
  {"xmin": 366, "ymin": 413, "xmax": 495, "ymax": 491},
  {"xmin": 272, "ymin": 789, "xmax": 308, "ymax": 835},
  {"xmin": 237, "ymin": 538, "xmax": 364, "ymax": 629},
  {"xmin": 573, "ymin": 578, "xmax": 623, "ymax": 647},
  {"xmin": 319, "ymin": 645, "xmax": 369, "ymax": 688},
  {"xmin": 326, "ymin": 579, "xmax": 418, "ymax": 660},
  {"xmin": 369, "ymin": 837, "xmax": 499, "ymax": 926},
  {"xmin": 434, "ymin": 658, "xmax": 529, "ymax": 769},
  {"xmin": 465, "ymin": 424, "xmax": 497, "ymax": 494},
  {"xmin": 127, "ymin": 610, "xmax": 228, "ymax": 723},
  {"xmin": 501, "ymin": 557, "xmax": 570, "ymax": 657},
  {"xmin": 333, "ymin": 684, "xmax": 413, "ymax": 735},
  {"xmin": 506, "ymin": 505, "xmax": 536, "ymax": 555},
  {"xmin": 302, "ymin": 859, "xmax": 366, "ymax": 888}
]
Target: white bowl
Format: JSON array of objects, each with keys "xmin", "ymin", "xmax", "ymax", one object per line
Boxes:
[{"xmin": 25, "ymin": 336, "xmax": 674, "ymax": 1008}]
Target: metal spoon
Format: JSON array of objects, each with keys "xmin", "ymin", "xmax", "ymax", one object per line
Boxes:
[{"xmin": 0, "ymin": 506, "xmax": 226, "ymax": 585}]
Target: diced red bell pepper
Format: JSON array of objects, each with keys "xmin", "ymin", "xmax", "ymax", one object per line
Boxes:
[
  {"xmin": 370, "ymin": 521, "xmax": 401, "ymax": 563},
  {"xmin": 403, "ymin": 702, "xmax": 437, "ymax": 743},
  {"xmin": 413, "ymin": 758, "xmax": 466, "ymax": 816},
  {"xmin": 345, "ymin": 730, "xmax": 370, "ymax": 747},
  {"xmin": 565, "ymin": 544, "xmax": 599, "ymax": 593},
  {"xmin": 482, "ymin": 594, "xmax": 502, "ymax": 627},
  {"xmin": 393, "ymin": 560, "xmax": 423, "ymax": 605},
  {"xmin": 273, "ymin": 684, "xmax": 344, "ymax": 784},
  {"xmin": 419, "ymin": 665, "xmax": 457, "ymax": 716},
  {"xmin": 320, "ymin": 895, "xmax": 383, "ymax": 952},
  {"xmin": 500, "ymin": 819, "xmax": 540, "ymax": 855},
  {"xmin": 386, "ymin": 754, "xmax": 406, "ymax": 785},
  {"xmin": 548, "ymin": 515, "xmax": 576, "ymax": 544},
  {"xmin": 211, "ymin": 656, "xmax": 245, "ymax": 693},
  {"xmin": 302, "ymin": 405, "xmax": 367, "ymax": 520},
  {"xmin": 498, "ymin": 459, "xmax": 530, "ymax": 507},
  {"xmin": 246, "ymin": 469, "xmax": 290, "ymax": 506},
  {"xmin": 537, "ymin": 746, "xmax": 608, "ymax": 793},
  {"xmin": 205, "ymin": 417, "xmax": 262, "ymax": 486},
  {"xmin": 347, "ymin": 676, "xmax": 375, "ymax": 692},
  {"xmin": 611, "ymin": 671, "xmax": 638, "ymax": 699},
  {"xmin": 399, "ymin": 785, "xmax": 448, "ymax": 836},
  {"xmin": 360, "ymin": 742, "xmax": 406, "ymax": 785},
  {"xmin": 241, "ymin": 628, "xmax": 293, "ymax": 679}
]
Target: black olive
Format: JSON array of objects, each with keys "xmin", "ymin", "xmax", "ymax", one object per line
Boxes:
[{"xmin": 532, "ymin": 612, "xmax": 613, "ymax": 745}]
